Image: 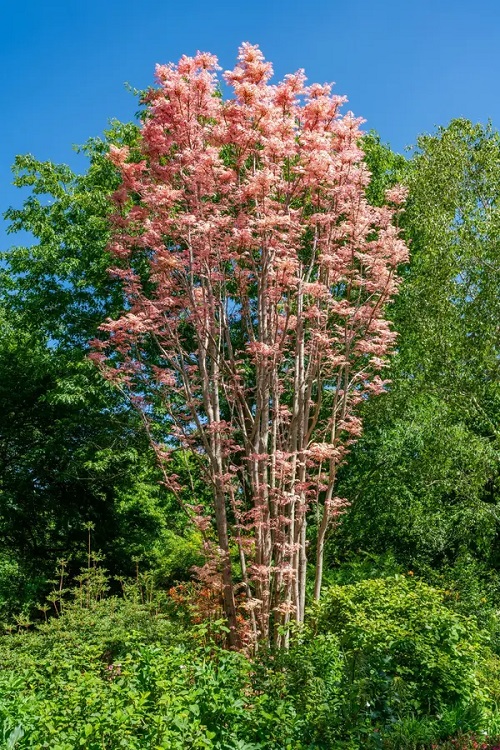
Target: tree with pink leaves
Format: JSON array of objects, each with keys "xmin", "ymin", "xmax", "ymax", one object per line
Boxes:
[{"xmin": 91, "ymin": 43, "xmax": 408, "ymax": 649}]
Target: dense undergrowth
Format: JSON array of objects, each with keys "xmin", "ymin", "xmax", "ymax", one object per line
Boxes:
[{"xmin": 1, "ymin": 559, "xmax": 500, "ymax": 750}]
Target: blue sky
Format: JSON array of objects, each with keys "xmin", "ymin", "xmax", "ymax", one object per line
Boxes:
[{"xmin": 2, "ymin": 0, "xmax": 500, "ymax": 250}]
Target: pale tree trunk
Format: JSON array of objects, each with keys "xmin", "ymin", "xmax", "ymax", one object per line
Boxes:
[
  {"xmin": 214, "ymin": 485, "xmax": 241, "ymax": 649},
  {"xmin": 313, "ymin": 502, "xmax": 330, "ymax": 601}
]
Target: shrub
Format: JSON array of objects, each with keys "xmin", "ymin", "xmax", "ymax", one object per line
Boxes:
[
  {"xmin": 0, "ymin": 586, "xmax": 300, "ymax": 749},
  {"xmin": 310, "ymin": 576, "xmax": 500, "ymax": 744}
]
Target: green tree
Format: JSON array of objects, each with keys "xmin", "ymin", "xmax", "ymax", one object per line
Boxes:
[
  {"xmin": 0, "ymin": 123, "xmax": 201, "ymax": 615},
  {"xmin": 335, "ymin": 120, "xmax": 500, "ymax": 575}
]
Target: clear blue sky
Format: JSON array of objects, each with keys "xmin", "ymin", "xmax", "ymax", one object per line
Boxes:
[{"xmin": 2, "ymin": 0, "xmax": 500, "ymax": 250}]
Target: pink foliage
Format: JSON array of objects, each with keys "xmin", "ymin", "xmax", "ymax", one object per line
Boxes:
[{"xmin": 93, "ymin": 43, "xmax": 408, "ymax": 648}]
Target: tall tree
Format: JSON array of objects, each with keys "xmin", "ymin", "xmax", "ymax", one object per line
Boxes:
[
  {"xmin": 336, "ymin": 120, "xmax": 500, "ymax": 570},
  {"xmin": 0, "ymin": 123, "xmax": 200, "ymax": 607},
  {"xmin": 93, "ymin": 45, "xmax": 408, "ymax": 647}
]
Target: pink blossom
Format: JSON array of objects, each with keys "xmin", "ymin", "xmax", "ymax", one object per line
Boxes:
[
  {"xmin": 385, "ymin": 184, "xmax": 409, "ymax": 204},
  {"xmin": 94, "ymin": 43, "xmax": 409, "ymax": 648}
]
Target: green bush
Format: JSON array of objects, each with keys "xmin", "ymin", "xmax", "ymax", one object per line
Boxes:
[
  {"xmin": 310, "ymin": 576, "xmax": 500, "ymax": 745},
  {"xmin": 255, "ymin": 632, "xmax": 345, "ymax": 748},
  {"xmin": 250, "ymin": 576, "xmax": 500, "ymax": 748},
  {"xmin": 0, "ymin": 586, "xmax": 300, "ymax": 750}
]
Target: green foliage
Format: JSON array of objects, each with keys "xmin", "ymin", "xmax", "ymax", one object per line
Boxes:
[
  {"xmin": 2, "ymin": 122, "xmax": 139, "ymax": 346},
  {"xmin": 362, "ymin": 132, "xmax": 409, "ymax": 206},
  {"xmin": 335, "ymin": 120, "xmax": 500, "ymax": 573},
  {"xmin": 419, "ymin": 556, "xmax": 500, "ymax": 631},
  {"xmin": 336, "ymin": 392, "xmax": 498, "ymax": 567},
  {"xmin": 247, "ymin": 577, "xmax": 500, "ymax": 749},
  {"xmin": 1, "ymin": 557, "xmax": 500, "ymax": 748},
  {"xmin": 315, "ymin": 577, "xmax": 493, "ymax": 715},
  {"xmin": 0, "ymin": 554, "xmax": 45, "ymax": 623},
  {"xmin": 0, "ymin": 571, "xmax": 300, "ymax": 750},
  {"xmin": 0, "ymin": 315, "xmax": 196, "ymax": 614},
  {"xmin": 0, "ymin": 123, "xmax": 205, "ymax": 608}
]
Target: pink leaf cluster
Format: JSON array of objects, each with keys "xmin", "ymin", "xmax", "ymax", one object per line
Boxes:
[{"xmin": 93, "ymin": 43, "xmax": 408, "ymax": 648}]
